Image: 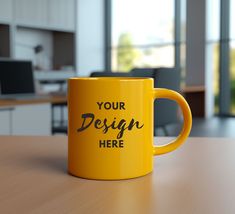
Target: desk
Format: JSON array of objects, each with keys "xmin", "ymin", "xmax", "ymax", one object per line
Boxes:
[
  {"xmin": 182, "ymin": 86, "xmax": 205, "ymax": 117},
  {"xmin": 0, "ymin": 95, "xmax": 67, "ymax": 107},
  {"xmin": 0, "ymin": 136, "xmax": 235, "ymax": 214},
  {"xmin": 0, "ymin": 95, "xmax": 67, "ymax": 135}
]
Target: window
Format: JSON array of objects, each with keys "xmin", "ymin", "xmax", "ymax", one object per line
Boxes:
[
  {"xmin": 229, "ymin": 0, "xmax": 235, "ymax": 114},
  {"xmin": 207, "ymin": 0, "xmax": 220, "ymax": 114},
  {"xmin": 110, "ymin": 0, "xmax": 175, "ymax": 72},
  {"xmin": 219, "ymin": 0, "xmax": 235, "ymax": 115},
  {"xmin": 179, "ymin": 0, "xmax": 186, "ymax": 87}
]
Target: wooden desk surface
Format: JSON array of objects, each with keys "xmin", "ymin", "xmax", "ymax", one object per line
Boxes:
[
  {"xmin": 0, "ymin": 95, "xmax": 67, "ymax": 107},
  {"xmin": 181, "ymin": 85, "xmax": 205, "ymax": 93},
  {"xmin": 0, "ymin": 136, "xmax": 235, "ymax": 214}
]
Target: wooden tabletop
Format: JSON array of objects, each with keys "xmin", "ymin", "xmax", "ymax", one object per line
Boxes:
[
  {"xmin": 0, "ymin": 95, "xmax": 67, "ymax": 107},
  {"xmin": 0, "ymin": 136, "xmax": 235, "ymax": 214}
]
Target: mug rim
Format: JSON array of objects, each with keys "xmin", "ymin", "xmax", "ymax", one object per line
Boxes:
[{"xmin": 69, "ymin": 77, "xmax": 154, "ymax": 81}]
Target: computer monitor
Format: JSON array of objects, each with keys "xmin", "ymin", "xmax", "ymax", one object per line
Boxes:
[{"xmin": 0, "ymin": 60, "xmax": 35, "ymax": 95}]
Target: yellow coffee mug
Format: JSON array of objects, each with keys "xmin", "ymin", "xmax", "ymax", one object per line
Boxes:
[{"xmin": 68, "ymin": 77, "xmax": 192, "ymax": 180}]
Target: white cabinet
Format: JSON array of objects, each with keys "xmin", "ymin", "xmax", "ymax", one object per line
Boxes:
[
  {"xmin": 14, "ymin": 0, "xmax": 48, "ymax": 27},
  {"xmin": 48, "ymin": 0, "xmax": 75, "ymax": 31},
  {"xmin": 0, "ymin": 0, "xmax": 12, "ymax": 22},
  {"xmin": 12, "ymin": 104, "xmax": 51, "ymax": 136},
  {"xmin": 14, "ymin": 0, "xmax": 75, "ymax": 31},
  {"xmin": 0, "ymin": 104, "xmax": 51, "ymax": 136},
  {"xmin": 0, "ymin": 108, "xmax": 12, "ymax": 135}
]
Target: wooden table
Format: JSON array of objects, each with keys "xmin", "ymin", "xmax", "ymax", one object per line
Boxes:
[
  {"xmin": 0, "ymin": 136, "xmax": 235, "ymax": 214},
  {"xmin": 0, "ymin": 95, "xmax": 67, "ymax": 107}
]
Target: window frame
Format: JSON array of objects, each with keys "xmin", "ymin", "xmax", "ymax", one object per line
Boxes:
[
  {"xmin": 104, "ymin": 0, "xmax": 182, "ymax": 72},
  {"xmin": 219, "ymin": 0, "xmax": 231, "ymax": 115}
]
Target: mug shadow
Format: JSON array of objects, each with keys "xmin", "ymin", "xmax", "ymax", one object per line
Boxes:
[{"xmin": 15, "ymin": 154, "xmax": 68, "ymax": 175}]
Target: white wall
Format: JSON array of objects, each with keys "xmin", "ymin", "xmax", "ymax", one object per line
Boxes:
[
  {"xmin": 186, "ymin": 0, "xmax": 206, "ymax": 86},
  {"xmin": 76, "ymin": 0, "xmax": 105, "ymax": 76},
  {"xmin": 186, "ymin": 0, "xmax": 214, "ymax": 118}
]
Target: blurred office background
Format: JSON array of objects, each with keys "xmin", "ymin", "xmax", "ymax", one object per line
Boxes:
[{"xmin": 0, "ymin": 0, "xmax": 234, "ymax": 137}]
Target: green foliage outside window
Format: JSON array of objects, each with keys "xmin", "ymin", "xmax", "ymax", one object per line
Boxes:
[
  {"xmin": 214, "ymin": 45, "xmax": 235, "ymax": 114},
  {"xmin": 117, "ymin": 33, "xmax": 140, "ymax": 72},
  {"xmin": 230, "ymin": 47, "xmax": 235, "ymax": 114}
]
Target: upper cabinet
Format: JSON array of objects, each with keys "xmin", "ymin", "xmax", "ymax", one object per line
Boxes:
[
  {"xmin": 48, "ymin": 0, "xmax": 75, "ymax": 31},
  {"xmin": 15, "ymin": 0, "xmax": 48, "ymax": 27},
  {"xmin": 14, "ymin": 0, "xmax": 75, "ymax": 32},
  {"xmin": 0, "ymin": 0, "xmax": 13, "ymax": 22}
]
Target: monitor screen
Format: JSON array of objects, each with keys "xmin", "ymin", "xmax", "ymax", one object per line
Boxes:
[{"xmin": 0, "ymin": 60, "xmax": 35, "ymax": 95}]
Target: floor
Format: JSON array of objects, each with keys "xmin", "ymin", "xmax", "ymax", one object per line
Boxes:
[{"xmin": 156, "ymin": 117, "xmax": 235, "ymax": 138}]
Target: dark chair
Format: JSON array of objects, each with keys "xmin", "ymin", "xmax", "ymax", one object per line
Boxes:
[
  {"xmin": 130, "ymin": 68, "xmax": 155, "ymax": 77},
  {"xmin": 90, "ymin": 71, "xmax": 131, "ymax": 77},
  {"xmin": 90, "ymin": 68, "xmax": 180, "ymax": 136},
  {"xmin": 129, "ymin": 67, "xmax": 180, "ymax": 135},
  {"xmin": 153, "ymin": 68, "xmax": 180, "ymax": 135}
]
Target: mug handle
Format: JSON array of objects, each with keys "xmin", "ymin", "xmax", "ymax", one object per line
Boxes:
[{"xmin": 153, "ymin": 88, "xmax": 192, "ymax": 155}]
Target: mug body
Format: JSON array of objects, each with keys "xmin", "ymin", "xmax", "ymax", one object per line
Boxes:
[{"xmin": 68, "ymin": 77, "xmax": 154, "ymax": 180}]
